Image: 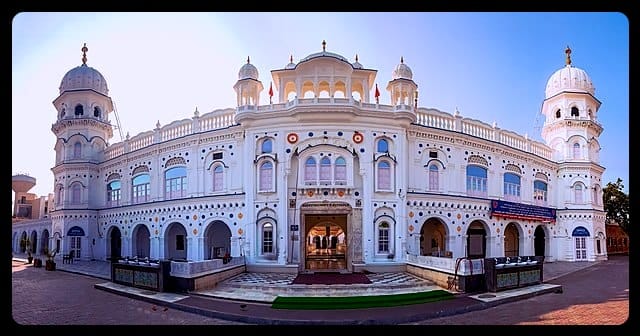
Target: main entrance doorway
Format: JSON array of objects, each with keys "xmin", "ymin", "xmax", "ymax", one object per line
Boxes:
[{"xmin": 304, "ymin": 214, "xmax": 347, "ymax": 271}]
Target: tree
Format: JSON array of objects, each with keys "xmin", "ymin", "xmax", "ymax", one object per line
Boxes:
[{"xmin": 603, "ymin": 178, "xmax": 630, "ymax": 235}]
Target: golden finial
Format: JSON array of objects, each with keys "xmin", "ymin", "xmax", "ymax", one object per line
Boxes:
[
  {"xmin": 290, "ymin": 54, "xmax": 293, "ymax": 63},
  {"xmin": 355, "ymin": 54, "xmax": 359, "ymax": 62},
  {"xmin": 81, "ymin": 43, "xmax": 88, "ymax": 65},
  {"xmin": 247, "ymin": 56, "xmax": 250, "ymax": 64},
  {"xmin": 322, "ymin": 40, "xmax": 326, "ymax": 52},
  {"xmin": 400, "ymin": 56, "xmax": 404, "ymax": 64},
  {"xmin": 565, "ymin": 45, "xmax": 572, "ymax": 65}
]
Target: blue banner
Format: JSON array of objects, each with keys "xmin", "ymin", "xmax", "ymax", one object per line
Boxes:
[
  {"xmin": 572, "ymin": 226, "xmax": 590, "ymax": 237},
  {"xmin": 490, "ymin": 200, "xmax": 556, "ymax": 222},
  {"xmin": 67, "ymin": 226, "xmax": 85, "ymax": 236}
]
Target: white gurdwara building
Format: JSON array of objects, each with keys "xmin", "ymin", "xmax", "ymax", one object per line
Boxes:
[{"xmin": 13, "ymin": 42, "xmax": 608, "ymax": 285}]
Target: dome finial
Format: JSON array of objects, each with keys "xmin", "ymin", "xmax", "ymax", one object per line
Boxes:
[
  {"xmin": 355, "ymin": 54, "xmax": 359, "ymax": 62},
  {"xmin": 81, "ymin": 43, "xmax": 88, "ymax": 65},
  {"xmin": 290, "ymin": 54, "xmax": 293, "ymax": 63},
  {"xmin": 322, "ymin": 40, "xmax": 326, "ymax": 52},
  {"xmin": 247, "ymin": 56, "xmax": 250, "ymax": 64},
  {"xmin": 400, "ymin": 56, "xmax": 404, "ymax": 64},
  {"xmin": 565, "ymin": 45, "xmax": 572, "ymax": 65}
]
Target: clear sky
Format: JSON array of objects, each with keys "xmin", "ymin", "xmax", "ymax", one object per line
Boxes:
[{"xmin": 12, "ymin": 12, "xmax": 629, "ymax": 205}]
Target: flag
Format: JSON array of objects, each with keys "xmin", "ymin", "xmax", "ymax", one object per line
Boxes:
[
  {"xmin": 269, "ymin": 82, "xmax": 274, "ymax": 103},
  {"xmin": 374, "ymin": 83, "xmax": 380, "ymax": 103}
]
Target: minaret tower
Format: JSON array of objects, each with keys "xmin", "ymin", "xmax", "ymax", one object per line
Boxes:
[
  {"xmin": 233, "ymin": 56, "xmax": 264, "ymax": 107},
  {"xmin": 50, "ymin": 43, "xmax": 114, "ymax": 259},
  {"xmin": 541, "ymin": 46, "xmax": 606, "ymax": 261}
]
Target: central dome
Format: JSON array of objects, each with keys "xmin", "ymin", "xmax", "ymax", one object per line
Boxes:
[
  {"xmin": 59, "ymin": 64, "xmax": 109, "ymax": 96},
  {"xmin": 59, "ymin": 43, "xmax": 109, "ymax": 96},
  {"xmin": 545, "ymin": 47, "xmax": 595, "ymax": 99}
]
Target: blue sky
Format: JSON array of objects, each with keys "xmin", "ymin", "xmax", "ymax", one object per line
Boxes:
[{"xmin": 12, "ymin": 12, "xmax": 629, "ymax": 202}]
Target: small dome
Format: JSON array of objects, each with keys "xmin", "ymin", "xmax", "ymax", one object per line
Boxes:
[
  {"xmin": 391, "ymin": 57, "xmax": 412, "ymax": 80},
  {"xmin": 285, "ymin": 55, "xmax": 296, "ymax": 69},
  {"xmin": 59, "ymin": 43, "xmax": 109, "ymax": 95},
  {"xmin": 352, "ymin": 54, "xmax": 363, "ymax": 69},
  {"xmin": 238, "ymin": 56, "xmax": 259, "ymax": 80},
  {"xmin": 545, "ymin": 47, "xmax": 595, "ymax": 98}
]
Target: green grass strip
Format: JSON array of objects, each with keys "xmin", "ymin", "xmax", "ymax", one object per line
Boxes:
[{"xmin": 271, "ymin": 290, "xmax": 454, "ymax": 310}]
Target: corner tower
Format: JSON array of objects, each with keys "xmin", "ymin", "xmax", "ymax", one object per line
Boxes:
[{"xmin": 541, "ymin": 46, "xmax": 607, "ymax": 261}]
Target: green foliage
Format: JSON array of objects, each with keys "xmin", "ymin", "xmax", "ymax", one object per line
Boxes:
[{"xmin": 603, "ymin": 178, "xmax": 629, "ymax": 235}]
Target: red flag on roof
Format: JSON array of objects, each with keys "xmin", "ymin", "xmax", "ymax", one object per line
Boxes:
[
  {"xmin": 374, "ymin": 83, "xmax": 380, "ymax": 103},
  {"xmin": 269, "ymin": 82, "xmax": 274, "ymax": 97}
]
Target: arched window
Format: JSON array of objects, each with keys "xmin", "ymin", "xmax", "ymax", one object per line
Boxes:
[
  {"xmin": 93, "ymin": 106, "xmax": 101, "ymax": 118},
  {"xmin": 262, "ymin": 223, "xmax": 274, "ymax": 254},
  {"xmin": 571, "ymin": 106, "xmax": 579, "ymax": 117},
  {"xmin": 593, "ymin": 185, "xmax": 599, "ymax": 205},
  {"xmin": 107, "ymin": 180, "xmax": 121, "ymax": 207},
  {"xmin": 165, "ymin": 167, "xmax": 187, "ymax": 199},
  {"xmin": 534, "ymin": 180, "xmax": 548, "ymax": 206},
  {"xmin": 319, "ymin": 157, "xmax": 331, "ymax": 184},
  {"xmin": 60, "ymin": 108, "xmax": 66, "ymax": 118},
  {"xmin": 378, "ymin": 222, "xmax": 390, "ymax": 253},
  {"xmin": 575, "ymin": 183, "xmax": 583, "ymax": 203},
  {"xmin": 74, "ymin": 104, "xmax": 84, "ymax": 116},
  {"xmin": 377, "ymin": 161, "xmax": 391, "ymax": 190},
  {"xmin": 71, "ymin": 183, "xmax": 82, "ymax": 204},
  {"xmin": 573, "ymin": 143, "xmax": 581, "ymax": 159},
  {"xmin": 377, "ymin": 139, "xmax": 389, "ymax": 153},
  {"xmin": 261, "ymin": 139, "xmax": 272, "ymax": 154},
  {"xmin": 132, "ymin": 174, "xmax": 150, "ymax": 204},
  {"xmin": 555, "ymin": 109, "xmax": 561, "ymax": 118},
  {"xmin": 503, "ymin": 172, "xmax": 521, "ymax": 201},
  {"xmin": 213, "ymin": 165, "xmax": 224, "ymax": 192},
  {"xmin": 56, "ymin": 186, "xmax": 63, "ymax": 205},
  {"xmin": 304, "ymin": 157, "xmax": 317, "ymax": 185},
  {"xmin": 259, "ymin": 161, "xmax": 273, "ymax": 192},
  {"xmin": 428, "ymin": 164, "xmax": 439, "ymax": 191},
  {"xmin": 334, "ymin": 157, "xmax": 347, "ymax": 185},
  {"xmin": 466, "ymin": 165, "xmax": 488, "ymax": 197},
  {"xmin": 73, "ymin": 142, "xmax": 82, "ymax": 159}
]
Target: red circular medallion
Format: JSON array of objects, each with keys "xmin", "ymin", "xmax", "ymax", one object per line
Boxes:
[
  {"xmin": 352, "ymin": 132, "xmax": 363, "ymax": 144},
  {"xmin": 287, "ymin": 133, "xmax": 298, "ymax": 144}
]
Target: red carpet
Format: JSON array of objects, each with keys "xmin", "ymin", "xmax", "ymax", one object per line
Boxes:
[{"xmin": 291, "ymin": 273, "xmax": 372, "ymax": 285}]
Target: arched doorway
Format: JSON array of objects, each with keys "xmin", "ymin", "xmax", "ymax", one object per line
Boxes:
[
  {"xmin": 305, "ymin": 219, "xmax": 346, "ymax": 270},
  {"xmin": 504, "ymin": 223, "xmax": 519, "ymax": 257},
  {"xmin": 466, "ymin": 221, "xmax": 487, "ymax": 259},
  {"xmin": 19, "ymin": 231, "xmax": 28, "ymax": 253},
  {"xmin": 132, "ymin": 224, "xmax": 150, "ymax": 258},
  {"xmin": 419, "ymin": 218, "xmax": 447, "ymax": 256},
  {"xmin": 41, "ymin": 229, "xmax": 50, "ymax": 254},
  {"xmin": 30, "ymin": 230, "xmax": 38, "ymax": 256},
  {"xmin": 109, "ymin": 227, "xmax": 122, "ymax": 261},
  {"xmin": 205, "ymin": 220, "xmax": 231, "ymax": 259},
  {"xmin": 165, "ymin": 222, "xmax": 187, "ymax": 261},
  {"xmin": 534, "ymin": 226, "xmax": 546, "ymax": 256}
]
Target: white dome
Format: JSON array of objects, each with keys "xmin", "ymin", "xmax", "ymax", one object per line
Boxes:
[
  {"xmin": 59, "ymin": 64, "xmax": 109, "ymax": 96},
  {"xmin": 391, "ymin": 57, "xmax": 412, "ymax": 80},
  {"xmin": 545, "ymin": 64, "xmax": 595, "ymax": 98},
  {"xmin": 238, "ymin": 57, "xmax": 259, "ymax": 80}
]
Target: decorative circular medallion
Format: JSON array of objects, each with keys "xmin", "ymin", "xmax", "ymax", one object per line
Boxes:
[
  {"xmin": 456, "ymin": 226, "xmax": 462, "ymax": 232},
  {"xmin": 307, "ymin": 190, "xmax": 314, "ymax": 197},
  {"xmin": 154, "ymin": 217, "xmax": 158, "ymax": 222},
  {"xmin": 496, "ymin": 228, "xmax": 500, "ymax": 233},
  {"xmin": 337, "ymin": 190, "xmax": 345, "ymax": 197},
  {"xmin": 352, "ymin": 132, "xmax": 363, "ymax": 144},
  {"xmin": 238, "ymin": 228, "xmax": 244, "ymax": 235},
  {"xmin": 408, "ymin": 224, "xmax": 414, "ymax": 232},
  {"xmin": 193, "ymin": 229, "xmax": 198, "ymax": 235},
  {"xmin": 238, "ymin": 213, "xmax": 243, "ymax": 219},
  {"xmin": 193, "ymin": 215, "xmax": 198, "ymax": 220},
  {"xmin": 287, "ymin": 133, "xmax": 298, "ymax": 144},
  {"xmin": 457, "ymin": 213, "xmax": 462, "ymax": 219},
  {"xmin": 408, "ymin": 211, "xmax": 414, "ymax": 218},
  {"xmin": 155, "ymin": 229, "xmax": 159, "ymax": 235},
  {"xmin": 528, "ymin": 229, "xmax": 532, "ymax": 234}
]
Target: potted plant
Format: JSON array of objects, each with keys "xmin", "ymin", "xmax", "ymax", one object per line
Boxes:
[{"xmin": 44, "ymin": 246, "xmax": 58, "ymax": 271}]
